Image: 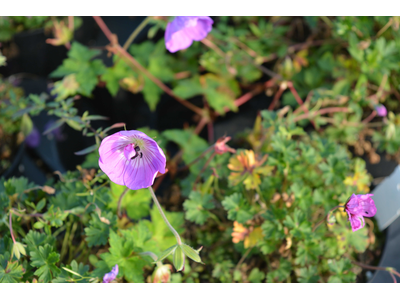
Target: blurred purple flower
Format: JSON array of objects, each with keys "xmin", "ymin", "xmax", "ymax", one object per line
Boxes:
[
  {"xmin": 103, "ymin": 264, "xmax": 118, "ymax": 283},
  {"xmin": 344, "ymin": 194, "xmax": 376, "ymax": 232},
  {"xmin": 375, "ymin": 104, "xmax": 387, "ymax": 117},
  {"xmin": 44, "ymin": 120, "xmax": 64, "ymax": 141},
  {"xmin": 98, "ymin": 130, "xmax": 166, "ymax": 190},
  {"xmin": 165, "ymin": 16, "xmax": 213, "ymax": 53},
  {"xmin": 25, "ymin": 127, "xmax": 40, "ymax": 148}
]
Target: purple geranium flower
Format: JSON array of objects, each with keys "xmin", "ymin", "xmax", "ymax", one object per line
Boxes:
[
  {"xmin": 344, "ymin": 194, "xmax": 377, "ymax": 232},
  {"xmin": 165, "ymin": 16, "xmax": 213, "ymax": 53},
  {"xmin": 98, "ymin": 130, "xmax": 166, "ymax": 190},
  {"xmin": 103, "ymin": 264, "xmax": 118, "ymax": 283},
  {"xmin": 375, "ymin": 104, "xmax": 387, "ymax": 117},
  {"xmin": 25, "ymin": 127, "xmax": 40, "ymax": 148}
]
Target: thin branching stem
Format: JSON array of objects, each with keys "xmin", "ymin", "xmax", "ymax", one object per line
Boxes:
[
  {"xmin": 312, "ymin": 205, "xmax": 344, "ymax": 232},
  {"xmin": 148, "ymin": 186, "xmax": 182, "ymax": 245}
]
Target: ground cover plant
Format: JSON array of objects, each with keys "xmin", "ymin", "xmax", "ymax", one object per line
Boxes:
[{"xmin": 1, "ymin": 16, "xmax": 400, "ymax": 283}]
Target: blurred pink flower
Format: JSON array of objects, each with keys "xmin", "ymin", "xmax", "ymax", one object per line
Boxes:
[
  {"xmin": 98, "ymin": 130, "xmax": 166, "ymax": 190},
  {"xmin": 344, "ymin": 194, "xmax": 376, "ymax": 232},
  {"xmin": 103, "ymin": 264, "xmax": 118, "ymax": 283},
  {"xmin": 214, "ymin": 136, "xmax": 236, "ymax": 155},
  {"xmin": 375, "ymin": 104, "xmax": 387, "ymax": 117},
  {"xmin": 165, "ymin": 16, "xmax": 213, "ymax": 53}
]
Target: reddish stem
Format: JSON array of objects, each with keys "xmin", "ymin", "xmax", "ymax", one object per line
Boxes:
[
  {"xmin": 153, "ymin": 172, "xmax": 166, "ymax": 192},
  {"xmin": 92, "ymin": 16, "xmax": 204, "ymax": 116},
  {"xmin": 352, "ymin": 261, "xmax": 400, "ymax": 283},
  {"xmin": 287, "ymin": 81, "xmax": 316, "ymax": 128},
  {"xmin": 207, "ymin": 121, "xmax": 214, "ymax": 144},
  {"xmin": 193, "ymin": 152, "xmax": 216, "ymax": 187},
  {"xmin": 195, "ymin": 117, "xmax": 208, "ymax": 135},
  {"xmin": 268, "ymin": 86, "xmax": 285, "ymax": 110},
  {"xmin": 362, "ymin": 110, "xmax": 377, "ymax": 123},
  {"xmin": 9, "ymin": 211, "xmax": 16, "ymax": 244},
  {"xmin": 293, "ymin": 107, "xmax": 350, "ymax": 122},
  {"xmin": 390, "ymin": 272, "xmax": 397, "ymax": 283}
]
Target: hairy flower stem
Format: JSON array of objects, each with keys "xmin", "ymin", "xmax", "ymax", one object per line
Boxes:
[
  {"xmin": 139, "ymin": 251, "xmax": 158, "ymax": 261},
  {"xmin": 148, "ymin": 186, "xmax": 182, "ymax": 245},
  {"xmin": 362, "ymin": 110, "xmax": 377, "ymax": 123},
  {"xmin": 312, "ymin": 205, "xmax": 344, "ymax": 232},
  {"xmin": 352, "ymin": 261, "xmax": 400, "ymax": 283},
  {"xmin": 139, "ymin": 251, "xmax": 162, "ymax": 266},
  {"xmin": 117, "ymin": 187, "xmax": 129, "ymax": 218},
  {"xmin": 8, "ymin": 210, "xmax": 16, "ymax": 243}
]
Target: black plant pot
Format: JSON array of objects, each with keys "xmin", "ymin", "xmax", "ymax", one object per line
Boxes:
[{"xmin": 363, "ymin": 152, "xmax": 400, "ymax": 283}]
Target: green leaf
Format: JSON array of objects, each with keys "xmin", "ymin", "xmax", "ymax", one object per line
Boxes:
[
  {"xmin": 0, "ymin": 256, "xmax": 24, "ymax": 283},
  {"xmin": 222, "ymin": 193, "xmax": 253, "ymax": 224},
  {"xmin": 327, "ymin": 258, "xmax": 356, "ymax": 283},
  {"xmin": 24, "ymin": 230, "xmax": 56, "ymax": 253},
  {"xmin": 173, "ymin": 246, "xmax": 185, "ymax": 271},
  {"xmin": 20, "ymin": 113, "xmax": 33, "ymax": 137},
  {"xmin": 248, "ymin": 268, "xmax": 265, "ymax": 283},
  {"xmin": 156, "ymin": 244, "xmax": 178, "ymax": 262},
  {"xmin": 97, "ymin": 230, "xmax": 148, "ymax": 283},
  {"xmin": 173, "ymin": 76, "xmax": 204, "ymax": 99},
  {"xmin": 36, "ymin": 198, "xmax": 46, "ymax": 212},
  {"xmin": 11, "ymin": 242, "xmax": 26, "ymax": 260},
  {"xmin": 74, "ymin": 144, "xmax": 98, "ymax": 156},
  {"xmin": 183, "ymin": 191, "xmax": 215, "ymax": 225},
  {"xmin": 297, "ymin": 266, "xmax": 320, "ymax": 283},
  {"xmin": 266, "ymin": 258, "xmax": 292, "ymax": 283},
  {"xmin": 54, "ymin": 260, "xmax": 90, "ymax": 283},
  {"xmin": 181, "ymin": 244, "xmax": 202, "ymax": 263},
  {"xmin": 50, "ymin": 42, "xmax": 106, "ymax": 98},
  {"xmin": 30, "ymin": 245, "xmax": 60, "ymax": 282},
  {"xmin": 294, "ymin": 241, "xmax": 322, "ymax": 267},
  {"xmin": 43, "ymin": 205, "xmax": 69, "ymax": 228},
  {"xmin": 84, "ymin": 212, "xmax": 116, "ymax": 247}
]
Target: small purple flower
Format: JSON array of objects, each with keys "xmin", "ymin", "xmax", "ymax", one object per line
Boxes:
[
  {"xmin": 345, "ymin": 194, "xmax": 377, "ymax": 232},
  {"xmin": 103, "ymin": 264, "xmax": 118, "ymax": 283},
  {"xmin": 98, "ymin": 130, "xmax": 166, "ymax": 190},
  {"xmin": 165, "ymin": 16, "xmax": 213, "ymax": 53},
  {"xmin": 25, "ymin": 127, "xmax": 40, "ymax": 148},
  {"xmin": 44, "ymin": 120, "xmax": 64, "ymax": 141},
  {"xmin": 375, "ymin": 104, "xmax": 387, "ymax": 117}
]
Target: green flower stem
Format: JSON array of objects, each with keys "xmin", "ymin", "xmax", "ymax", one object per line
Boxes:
[
  {"xmin": 123, "ymin": 17, "xmax": 151, "ymax": 51},
  {"xmin": 148, "ymin": 186, "xmax": 182, "ymax": 245},
  {"xmin": 312, "ymin": 205, "xmax": 344, "ymax": 232}
]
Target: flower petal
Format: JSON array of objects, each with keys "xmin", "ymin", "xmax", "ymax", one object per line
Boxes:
[
  {"xmin": 165, "ymin": 16, "xmax": 213, "ymax": 53},
  {"xmin": 183, "ymin": 17, "xmax": 213, "ymax": 41},
  {"xmin": 99, "ymin": 133, "xmax": 132, "ymax": 185},
  {"xmin": 359, "ymin": 193, "xmax": 377, "ymax": 217},
  {"xmin": 99, "ymin": 130, "xmax": 166, "ymax": 190}
]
